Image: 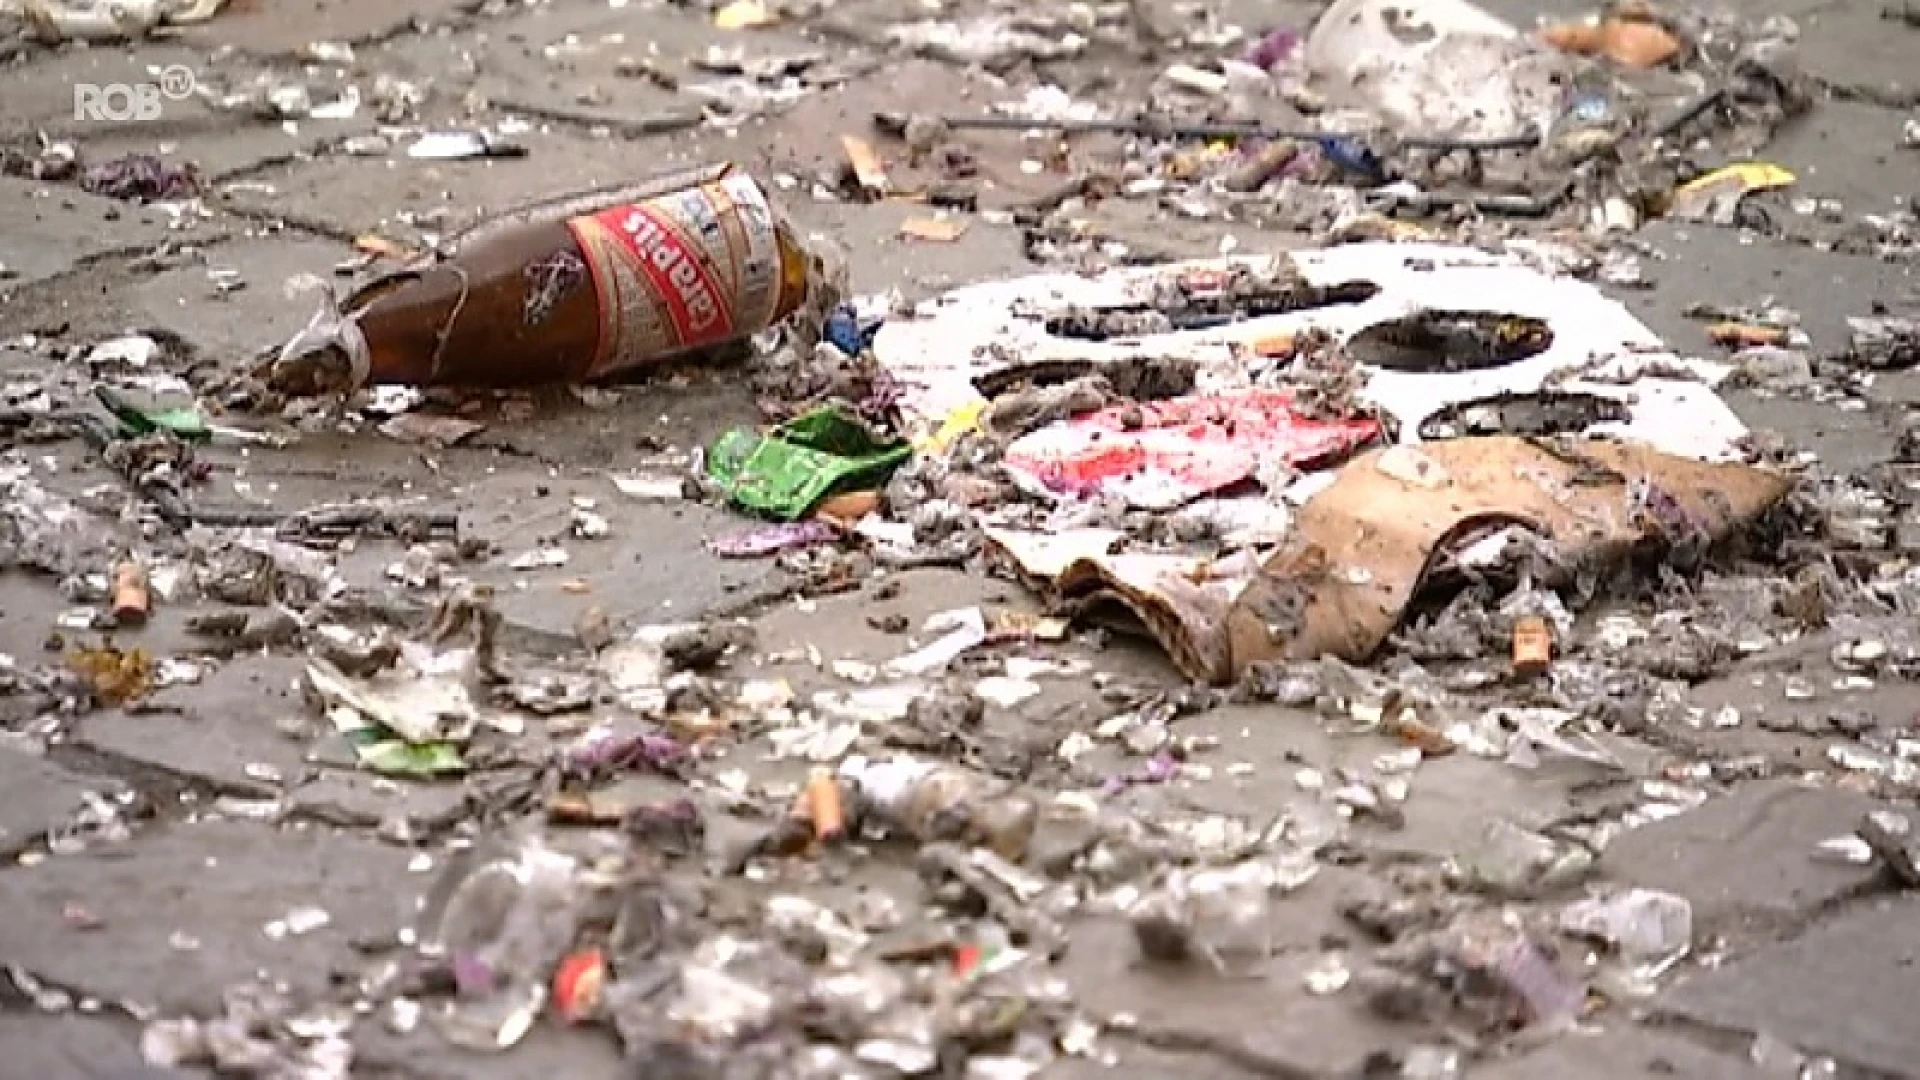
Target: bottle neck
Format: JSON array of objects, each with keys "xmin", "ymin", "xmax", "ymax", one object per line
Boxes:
[
  {"xmin": 351, "ymin": 268, "xmax": 471, "ymax": 385},
  {"xmin": 770, "ymin": 225, "xmax": 813, "ymax": 325},
  {"xmin": 276, "ymin": 293, "xmax": 373, "ymax": 393}
]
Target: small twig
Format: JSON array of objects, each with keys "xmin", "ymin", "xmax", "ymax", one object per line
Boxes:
[
  {"xmin": 1817, "ymin": 77, "xmax": 1920, "ymax": 109},
  {"xmin": 186, "ymin": 504, "xmax": 461, "ymax": 536}
]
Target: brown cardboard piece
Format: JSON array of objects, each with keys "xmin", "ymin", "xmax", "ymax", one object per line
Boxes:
[
  {"xmin": 982, "ymin": 528, "xmax": 1258, "ymax": 679},
  {"xmin": 988, "ymin": 437, "xmax": 1794, "ymax": 685}
]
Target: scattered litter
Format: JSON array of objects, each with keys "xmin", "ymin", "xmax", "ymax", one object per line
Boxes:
[
  {"xmin": 80, "ymin": 153, "xmax": 201, "ymax": 201},
  {"xmin": 883, "ymin": 607, "xmax": 989, "ymax": 677},
  {"xmin": 1302, "ymin": 0, "xmax": 1568, "ymax": 142},
  {"xmin": 406, "ymin": 131, "xmax": 528, "ymax": 161},
  {"xmin": 1541, "ymin": 12, "xmax": 1682, "ymax": 68},
  {"xmin": 899, "ymin": 217, "xmax": 966, "ymax": 243},
  {"xmin": 508, "ymin": 547, "xmax": 570, "ymax": 571},
  {"xmin": 713, "ymin": 0, "xmax": 776, "ymax": 30},
  {"xmin": 0, "ymin": 5, "xmax": 1897, "ymax": 1077},
  {"xmin": 991, "ymin": 436, "xmax": 1789, "ymax": 681},
  {"xmin": 840, "ymin": 753, "xmax": 1037, "ymax": 859},
  {"xmin": 377, "ymin": 412, "xmax": 483, "ymax": 447},
  {"xmin": 1667, "ymin": 163, "xmax": 1796, "ymax": 225},
  {"xmin": 68, "ymin": 643, "xmax": 153, "ymax": 705},
  {"xmin": 1559, "ymin": 887, "xmax": 1693, "ymax": 966},
  {"xmin": 706, "ymin": 520, "xmax": 838, "ymax": 558}
]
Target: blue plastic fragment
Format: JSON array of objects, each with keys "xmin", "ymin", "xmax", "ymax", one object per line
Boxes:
[
  {"xmin": 1313, "ymin": 136, "xmax": 1387, "ymax": 183},
  {"xmin": 823, "ymin": 305, "xmax": 865, "ymax": 356}
]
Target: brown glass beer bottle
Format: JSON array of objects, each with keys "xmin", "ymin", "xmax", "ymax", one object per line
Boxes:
[{"xmin": 273, "ymin": 163, "xmax": 815, "ymax": 392}]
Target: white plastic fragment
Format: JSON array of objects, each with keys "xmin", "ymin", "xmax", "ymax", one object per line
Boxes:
[{"xmin": 873, "ymin": 244, "xmax": 1748, "ymax": 472}]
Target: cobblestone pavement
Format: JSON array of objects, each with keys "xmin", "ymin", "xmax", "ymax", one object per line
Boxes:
[{"xmin": 3, "ymin": 0, "xmax": 1920, "ymax": 1077}]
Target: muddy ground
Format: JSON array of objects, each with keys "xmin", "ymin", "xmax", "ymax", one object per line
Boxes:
[{"xmin": 3, "ymin": 0, "xmax": 1920, "ymax": 1077}]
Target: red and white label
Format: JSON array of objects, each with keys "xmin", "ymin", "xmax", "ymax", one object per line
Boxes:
[
  {"xmin": 564, "ymin": 170, "xmax": 784, "ymax": 377},
  {"xmin": 593, "ymin": 201, "xmax": 736, "ymax": 348}
]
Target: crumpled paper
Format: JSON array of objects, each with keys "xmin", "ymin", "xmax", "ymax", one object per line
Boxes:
[{"xmin": 306, "ymin": 648, "xmax": 478, "ymax": 744}]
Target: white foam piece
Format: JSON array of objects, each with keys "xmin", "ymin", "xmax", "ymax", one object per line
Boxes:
[{"xmin": 872, "ymin": 242, "xmax": 1748, "ymax": 466}]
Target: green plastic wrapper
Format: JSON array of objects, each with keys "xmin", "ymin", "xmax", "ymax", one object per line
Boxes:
[
  {"xmin": 331, "ymin": 710, "xmax": 467, "ymax": 777},
  {"xmin": 705, "ymin": 406, "xmax": 911, "ymax": 520},
  {"xmin": 94, "ymin": 386, "xmax": 210, "ymax": 442}
]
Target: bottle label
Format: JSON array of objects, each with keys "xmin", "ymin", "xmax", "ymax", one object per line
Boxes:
[{"xmin": 565, "ymin": 170, "xmax": 783, "ymax": 378}]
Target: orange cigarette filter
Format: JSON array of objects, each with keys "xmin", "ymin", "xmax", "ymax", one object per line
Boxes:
[
  {"xmin": 1250, "ymin": 333, "xmax": 1297, "ymax": 359},
  {"xmin": 816, "ymin": 490, "xmax": 880, "ymax": 523},
  {"xmin": 805, "ymin": 766, "xmax": 845, "ymax": 842},
  {"xmin": 112, "ymin": 561, "xmax": 150, "ymax": 626},
  {"xmin": 1707, "ymin": 322, "xmax": 1788, "ymax": 348}
]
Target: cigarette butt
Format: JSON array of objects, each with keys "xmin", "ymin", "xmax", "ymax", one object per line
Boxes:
[
  {"xmin": 1707, "ymin": 321, "xmax": 1788, "ymax": 348},
  {"xmin": 1250, "ymin": 333, "xmax": 1297, "ymax": 358},
  {"xmin": 547, "ymin": 791, "xmax": 627, "ymax": 825},
  {"xmin": 1223, "ymin": 139, "xmax": 1302, "ymax": 193},
  {"xmin": 1385, "ymin": 708, "xmax": 1455, "ymax": 755},
  {"xmin": 805, "ymin": 766, "xmax": 845, "ymax": 841},
  {"xmin": 899, "ymin": 217, "xmax": 965, "ymax": 243},
  {"xmin": 112, "ymin": 561, "xmax": 150, "ymax": 626},
  {"xmin": 1512, "ymin": 615, "xmax": 1552, "ymax": 675},
  {"xmin": 1540, "ymin": 22, "xmax": 1607, "ymax": 54},
  {"xmin": 353, "ymin": 233, "xmax": 417, "ymax": 262},
  {"xmin": 1594, "ymin": 20, "xmax": 1679, "ymax": 68},
  {"xmin": 841, "ymin": 135, "xmax": 889, "ymax": 199},
  {"xmin": 816, "ymin": 490, "xmax": 880, "ymax": 523}
]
